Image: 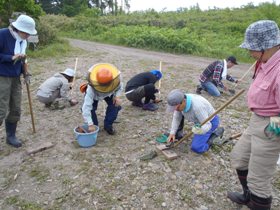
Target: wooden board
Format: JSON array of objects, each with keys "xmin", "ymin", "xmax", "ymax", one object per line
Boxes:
[
  {"xmin": 156, "ymin": 144, "xmax": 178, "ymax": 160},
  {"xmin": 27, "ymin": 142, "xmax": 55, "ymax": 155}
]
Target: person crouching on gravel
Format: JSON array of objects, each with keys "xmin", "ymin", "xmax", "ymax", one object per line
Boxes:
[
  {"xmin": 36, "ymin": 68, "xmax": 78, "ymax": 109},
  {"xmin": 125, "ymin": 70, "xmax": 162, "ymax": 111},
  {"xmin": 82, "ymin": 63, "xmax": 122, "ymax": 135},
  {"xmin": 166, "ymin": 89, "xmax": 220, "ymax": 153},
  {"xmin": 196, "ymin": 56, "xmax": 238, "ymax": 96}
]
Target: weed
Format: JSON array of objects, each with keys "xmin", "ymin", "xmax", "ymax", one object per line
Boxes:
[
  {"xmin": 29, "ymin": 165, "xmax": 50, "ymax": 183},
  {"xmin": 5, "ymin": 196, "xmax": 43, "ymax": 210}
]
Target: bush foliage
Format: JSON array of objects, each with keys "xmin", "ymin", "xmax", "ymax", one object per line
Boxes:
[{"xmin": 36, "ymin": 3, "xmax": 280, "ymax": 62}]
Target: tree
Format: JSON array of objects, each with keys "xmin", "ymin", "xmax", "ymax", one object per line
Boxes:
[{"xmin": 0, "ymin": 0, "xmax": 43, "ymax": 26}]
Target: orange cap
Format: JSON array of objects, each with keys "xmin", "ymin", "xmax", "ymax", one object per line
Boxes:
[{"xmin": 96, "ymin": 68, "xmax": 113, "ymax": 84}]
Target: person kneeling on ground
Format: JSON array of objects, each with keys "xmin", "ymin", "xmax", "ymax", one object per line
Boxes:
[
  {"xmin": 196, "ymin": 56, "xmax": 238, "ymax": 97},
  {"xmin": 36, "ymin": 68, "xmax": 78, "ymax": 109},
  {"xmin": 166, "ymin": 89, "xmax": 220, "ymax": 153},
  {"xmin": 125, "ymin": 70, "xmax": 162, "ymax": 111},
  {"xmin": 81, "ymin": 63, "xmax": 122, "ymax": 135}
]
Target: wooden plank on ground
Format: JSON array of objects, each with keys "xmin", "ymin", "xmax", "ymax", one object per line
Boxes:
[
  {"xmin": 156, "ymin": 144, "xmax": 178, "ymax": 160},
  {"xmin": 27, "ymin": 142, "xmax": 55, "ymax": 155}
]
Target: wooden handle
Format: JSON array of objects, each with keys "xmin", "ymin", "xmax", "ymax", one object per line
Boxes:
[
  {"xmin": 229, "ymin": 132, "xmax": 242, "ymax": 140},
  {"xmin": 173, "ymin": 89, "xmax": 245, "ymax": 148},
  {"xmin": 26, "ymin": 83, "xmax": 36, "ymax": 133}
]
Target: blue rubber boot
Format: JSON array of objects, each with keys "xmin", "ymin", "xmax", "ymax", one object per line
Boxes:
[{"xmin": 5, "ymin": 121, "xmax": 22, "ymax": 148}]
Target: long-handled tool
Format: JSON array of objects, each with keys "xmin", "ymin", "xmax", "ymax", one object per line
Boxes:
[
  {"xmin": 164, "ymin": 89, "xmax": 245, "ymax": 150},
  {"xmin": 232, "ymin": 61, "xmax": 257, "ymax": 89},
  {"xmin": 23, "ymin": 63, "xmax": 36, "ymax": 133},
  {"xmin": 69, "ymin": 57, "xmax": 78, "ymax": 96},
  {"xmin": 158, "ymin": 61, "xmax": 162, "ymax": 93},
  {"xmin": 226, "ymin": 61, "xmax": 256, "ymax": 95}
]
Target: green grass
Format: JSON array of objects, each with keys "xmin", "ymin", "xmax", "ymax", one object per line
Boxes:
[
  {"xmin": 5, "ymin": 196, "xmax": 43, "ymax": 210},
  {"xmin": 28, "ymin": 39, "xmax": 82, "ymax": 59}
]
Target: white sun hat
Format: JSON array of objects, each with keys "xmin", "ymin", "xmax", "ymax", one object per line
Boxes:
[
  {"xmin": 12, "ymin": 14, "xmax": 37, "ymax": 35},
  {"xmin": 61, "ymin": 68, "xmax": 75, "ymax": 77}
]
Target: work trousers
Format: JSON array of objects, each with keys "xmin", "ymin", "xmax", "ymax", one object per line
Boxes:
[
  {"xmin": 200, "ymin": 81, "xmax": 221, "ymax": 97},
  {"xmin": 191, "ymin": 115, "xmax": 220, "ymax": 153},
  {"xmin": 126, "ymin": 84, "xmax": 157, "ymax": 104},
  {"xmin": 0, "ymin": 76, "xmax": 22, "ymax": 123},
  {"xmin": 231, "ymin": 113, "xmax": 280, "ymax": 198},
  {"xmin": 91, "ymin": 95, "xmax": 121, "ymax": 129}
]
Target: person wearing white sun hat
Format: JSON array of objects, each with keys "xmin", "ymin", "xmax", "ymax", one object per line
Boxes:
[
  {"xmin": 0, "ymin": 14, "xmax": 37, "ymax": 148},
  {"xmin": 36, "ymin": 68, "xmax": 79, "ymax": 109}
]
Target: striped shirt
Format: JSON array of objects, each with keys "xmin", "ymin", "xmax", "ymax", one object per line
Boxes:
[
  {"xmin": 170, "ymin": 94, "xmax": 216, "ymax": 134},
  {"xmin": 199, "ymin": 60, "xmax": 236, "ymax": 88}
]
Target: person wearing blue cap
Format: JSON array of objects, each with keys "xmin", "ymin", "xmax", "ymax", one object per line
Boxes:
[
  {"xmin": 196, "ymin": 56, "xmax": 239, "ymax": 97},
  {"xmin": 125, "ymin": 70, "xmax": 162, "ymax": 111}
]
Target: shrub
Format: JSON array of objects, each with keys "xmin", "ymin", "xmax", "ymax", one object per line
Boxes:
[{"xmin": 36, "ymin": 16, "xmax": 58, "ymax": 46}]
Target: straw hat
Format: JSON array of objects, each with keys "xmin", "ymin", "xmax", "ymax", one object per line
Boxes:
[{"xmin": 88, "ymin": 63, "xmax": 120, "ymax": 93}]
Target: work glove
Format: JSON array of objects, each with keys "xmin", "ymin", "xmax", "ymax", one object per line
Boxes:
[
  {"xmin": 192, "ymin": 124, "xmax": 204, "ymax": 135},
  {"xmin": 267, "ymin": 116, "xmax": 280, "ymax": 136},
  {"xmin": 23, "ymin": 72, "xmax": 32, "ymax": 85}
]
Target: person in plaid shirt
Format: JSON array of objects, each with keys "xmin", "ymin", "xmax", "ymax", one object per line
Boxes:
[{"xmin": 196, "ymin": 56, "xmax": 238, "ymax": 96}]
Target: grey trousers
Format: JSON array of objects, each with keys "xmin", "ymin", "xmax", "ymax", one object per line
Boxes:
[
  {"xmin": 37, "ymin": 89, "xmax": 60, "ymax": 104},
  {"xmin": 0, "ymin": 76, "xmax": 22, "ymax": 123},
  {"xmin": 125, "ymin": 86, "xmax": 145, "ymax": 102},
  {"xmin": 230, "ymin": 113, "xmax": 280, "ymax": 198}
]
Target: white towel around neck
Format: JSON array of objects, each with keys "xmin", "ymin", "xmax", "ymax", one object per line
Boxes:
[
  {"xmin": 10, "ymin": 29, "xmax": 27, "ymax": 55},
  {"xmin": 221, "ymin": 59, "xmax": 227, "ymax": 80}
]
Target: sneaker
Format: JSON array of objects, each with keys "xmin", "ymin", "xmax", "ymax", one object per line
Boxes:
[
  {"xmin": 132, "ymin": 101, "xmax": 143, "ymax": 107},
  {"xmin": 50, "ymin": 101, "xmax": 65, "ymax": 110},
  {"xmin": 196, "ymin": 85, "xmax": 203, "ymax": 94},
  {"xmin": 104, "ymin": 126, "xmax": 116, "ymax": 135},
  {"xmin": 208, "ymin": 127, "xmax": 224, "ymax": 146},
  {"xmin": 142, "ymin": 103, "xmax": 158, "ymax": 111},
  {"xmin": 45, "ymin": 102, "xmax": 52, "ymax": 108}
]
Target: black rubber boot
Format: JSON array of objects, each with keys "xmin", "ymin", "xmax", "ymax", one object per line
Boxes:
[
  {"xmin": 196, "ymin": 85, "xmax": 203, "ymax": 94},
  {"xmin": 247, "ymin": 193, "xmax": 272, "ymax": 210},
  {"xmin": 227, "ymin": 170, "xmax": 250, "ymax": 205},
  {"xmin": 5, "ymin": 121, "xmax": 22, "ymax": 148}
]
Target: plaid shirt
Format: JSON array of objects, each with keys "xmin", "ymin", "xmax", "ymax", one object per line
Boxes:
[{"xmin": 199, "ymin": 60, "xmax": 236, "ymax": 88}]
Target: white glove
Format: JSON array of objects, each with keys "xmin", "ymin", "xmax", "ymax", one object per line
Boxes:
[
  {"xmin": 270, "ymin": 116, "xmax": 280, "ymax": 129},
  {"xmin": 192, "ymin": 124, "xmax": 204, "ymax": 135}
]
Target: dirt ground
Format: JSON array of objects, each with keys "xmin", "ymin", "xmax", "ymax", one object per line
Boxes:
[{"xmin": 0, "ymin": 39, "xmax": 280, "ymax": 210}]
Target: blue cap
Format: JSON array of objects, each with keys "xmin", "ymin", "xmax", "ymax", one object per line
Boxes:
[{"xmin": 150, "ymin": 70, "xmax": 162, "ymax": 80}]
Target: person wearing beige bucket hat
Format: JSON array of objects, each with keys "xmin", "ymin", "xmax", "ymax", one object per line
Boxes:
[
  {"xmin": 81, "ymin": 63, "xmax": 123, "ymax": 135},
  {"xmin": 0, "ymin": 14, "xmax": 37, "ymax": 148},
  {"xmin": 36, "ymin": 68, "xmax": 79, "ymax": 109},
  {"xmin": 228, "ymin": 20, "xmax": 280, "ymax": 210}
]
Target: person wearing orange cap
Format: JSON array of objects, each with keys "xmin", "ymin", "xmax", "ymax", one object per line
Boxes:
[{"xmin": 81, "ymin": 63, "xmax": 122, "ymax": 135}]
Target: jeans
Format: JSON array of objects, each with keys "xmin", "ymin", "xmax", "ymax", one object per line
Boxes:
[
  {"xmin": 191, "ymin": 115, "xmax": 220, "ymax": 153},
  {"xmin": 201, "ymin": 81, "xmax": 221, "ymax": 97},
  {"xmin": 90, "ymin": 95, "xmax": 121, "ymax": 129}
]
